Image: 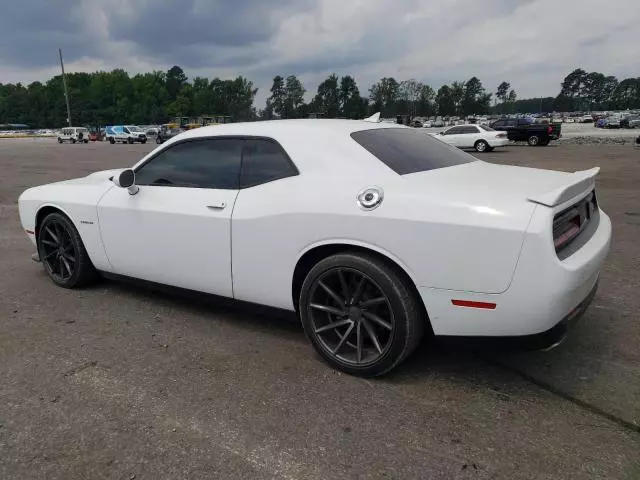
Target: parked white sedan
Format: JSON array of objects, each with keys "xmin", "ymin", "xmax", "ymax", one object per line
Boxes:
[
  {"xmin": 431, "ymin": 124, "xmax": 509, "ymax": 152},
  {"xmin": 18, "ymin": 120, "xmax": 611, "ymax": 377}
]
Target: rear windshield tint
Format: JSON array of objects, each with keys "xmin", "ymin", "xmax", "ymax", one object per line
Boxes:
[{"xmin": 351, "ymin": 128, "xmax": 475, "ymax": 175}]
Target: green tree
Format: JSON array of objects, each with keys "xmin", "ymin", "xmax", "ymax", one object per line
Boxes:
[
  {"xmin": 398, "ymin": 79, "xmax": 422, "ymax": 117},
  {"xmin": 610, "ymin": 78, "xmax": 640, "ymax": 110},
  {"xmin": 312, "ymin": 74, "xmax": 340, "ymax": 117},
  {"xmin": 265, "ymin": 75, "xmax": 286, "ymax": 119},
  {"xmin": 283, "ymin": 75, "xmax": 306, "ymax": 119},
  {"xmin": 450, "ymin": 81, "xmax": 465, "ymax": 115},
  {"xmin": 368, "ymin": 77, "xmax": 399, "ymax": 117},
  {"xmin": 339, "ymin": 75, "xmax": 366, "ymax": 118},
  {"xmin": 496, "ymin": 81, "xmax": 510, "ymax": 104},
  {"xmin": 461, "ymin": 77, "xmax": 491, "ymax": 115},
  {"xmin": 560, "ymin": 68, "xmax": 587, "ymax": 109},
  {"xmin": 435, "ymin": 85, "xmax": 455, "ymax": 116},
  {"xmin": 166, "ymin": 65, "xmax": 187, "ymax": 101}
]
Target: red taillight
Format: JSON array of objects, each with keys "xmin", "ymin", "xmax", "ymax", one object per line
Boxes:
[
  {"xmin": 451, "ymin": 300, "xmax": 497, "ymax": 309},
  {"xmin": 547, "ymin": 126, "xmax": 553, "ymax": 135},
  {"xmin": 553, "ymin": 210, "xmax": 581, "ymax": 251},
  {"xmin": 496, "ymin": 133, "xmax": 507, "ymax": 138},
  {"xmin": 553, "ymin": 223, "xmax": 580, "ymax": 249}
]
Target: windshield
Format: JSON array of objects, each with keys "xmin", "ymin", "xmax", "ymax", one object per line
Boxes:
[
  {"xmin": 127, "ymin": 126, "xmax": 142, "ymax": 132},
  {"xmin": 351, "ymin": 128, "xmax": 475, "ymax": 175}
]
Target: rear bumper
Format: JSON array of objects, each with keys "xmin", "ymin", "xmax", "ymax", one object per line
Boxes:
[
  {"xmin": 419, "ymin": 207, "xmax": 611, "ymax": 337},
  {"xmin": 490, "ymin": 138, "xmax": 509, "ymax": 147}
]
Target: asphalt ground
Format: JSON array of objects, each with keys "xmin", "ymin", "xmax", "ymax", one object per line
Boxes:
[{"xmin": 0, "ymin": 138, "xmax": 639, "ymax": 479}]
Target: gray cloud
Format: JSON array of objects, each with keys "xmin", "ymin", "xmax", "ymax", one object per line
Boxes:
[{"xmin": 1, "ymin": 0, "xmax": 639, "ymax": 107}]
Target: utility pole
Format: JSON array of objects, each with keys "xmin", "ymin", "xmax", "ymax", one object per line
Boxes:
[{"xmin": 59, "ymin": 48, "xmax": 72, "ymax": 127}]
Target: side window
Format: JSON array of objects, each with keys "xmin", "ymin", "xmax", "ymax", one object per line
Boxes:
[
  {"xmin": 134, "ymin": 138, "xmax": 243, "ymax": 189},
  {"xmin": 459, "ymin": 126, "xmax": 477, "ymax": 134},
  {"xmin": 123, "ymin": 127, "xmax": 130, "ymax": 134},
  {"xmin": 240, "ymin": 139, "xmax": 298, "ymax": 188},
  {"xmin": 445, "ymin": 127, "xmax": 462, "ymax": 135}
]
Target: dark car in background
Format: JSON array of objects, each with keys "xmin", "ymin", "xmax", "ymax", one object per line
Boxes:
[
  {"xmin": 620, "ymin": 115, "xmax": 639, "ymax": 129},
  {"xmin": 489, "ymin": 117, "xmax": 561, "ymax": 146},
  {"xmin": 155, "ymin": 126, "xmax": 183, "ymax": 144}
]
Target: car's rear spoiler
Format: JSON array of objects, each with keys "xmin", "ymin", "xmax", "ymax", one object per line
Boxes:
[{"xmin": 527, "ymin": 167, "xmax": 600, "ymax": 207}]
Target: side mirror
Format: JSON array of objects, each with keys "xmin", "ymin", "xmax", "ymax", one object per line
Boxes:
[
  {"xmin": 439, "ymin": 131, "xmax": 444, "ymax": 135},
  {"xmin": 113, "ymin": 169, "xmax": 139, "ymax": 195}
]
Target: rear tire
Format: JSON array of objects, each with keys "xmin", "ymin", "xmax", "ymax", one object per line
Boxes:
[
  {"xmin": 57, "ymin": 138, "xmax": 63, "ymax": 144},
  {"xmin": 141, "ymin": 139, "xmax": 147, "ymax": 144},
  {"xmin": 156, "ymin": 136, "xmax": 162, "ymax": 144},
  {"xmin": 127, "ymin": 137, "xmax": 133, "ymax": 144},
  {"xmin": 299, "ymin": 253, "xmax": 425, "ymax": 377},
  {"xmin": 71, "ymin": 138, "xmax": 76, "ymax": 144},
  {"xmin": 37, "ymin": 212, "xmax": 98, "ymax": 289},
  {"xmin": 528, "ymin": 135, "xmax": 540, "ymax": 146},
  {"xmin": 109, "ymin": 137, "xmax": 115, "ymax": 144},
  {"xmin": 474, "ymin": 140, "xmax": 489, "ymax": 152}
]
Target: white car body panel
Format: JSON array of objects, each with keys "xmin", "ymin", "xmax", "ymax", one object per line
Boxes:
[{"xmin": 18, "ymin": 119, "xmax": 611, "ymax": 338}]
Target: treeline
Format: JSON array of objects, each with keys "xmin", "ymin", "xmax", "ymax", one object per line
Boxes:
[
  {"xmin": 0, "ymin": 66, "xmax": 257, "ymax": 128},
  {"xmin": 500, "ymin": 70, "xmax": 640, "ymax": 114},
  {"xmin": 1, "ymin": 66, "xmax": 639, "ymax": 128}
]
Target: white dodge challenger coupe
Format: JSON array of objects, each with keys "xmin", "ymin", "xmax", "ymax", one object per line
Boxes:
[{"xmin": 19, "ymin": 119, "xmax": 611, "ymax": 377}]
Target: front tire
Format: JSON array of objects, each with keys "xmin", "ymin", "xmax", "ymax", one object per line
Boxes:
[
  {"xmin": 528, "ymin": 135, "xmax": 540, "ymax": 146},
  {"xmin": 57, "ymin": 138, "xmax": 63, "ymax": 143},
  {"xmin": 299, "ymin": 253, "xmax": 425, "ymax": 377},
  {"xmin": 109, "ymin": 137, "xmax": 115, "ymax": 144},
  {"xmin": 37, "ymin": 212, "xmax": 97, "ymax": 288},
  {"xmin": 474, "ymin": 140, "xmax": 489, "ymax": 152},
  {"xmin": 156, "ymin": 136, "xmax": 162, "ymax": 144},
  {"xmin": 127, "ymin": 137, "xmax": 133, "ymax": 144}
]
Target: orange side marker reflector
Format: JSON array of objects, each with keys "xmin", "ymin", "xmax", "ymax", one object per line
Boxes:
[
  {"xmin": 25, "ymin": 229, "xmax": 35, "ymax": 234},
  {"xmin": 452, "ymin": 299, "xmax": 497, "ymax": 309}
]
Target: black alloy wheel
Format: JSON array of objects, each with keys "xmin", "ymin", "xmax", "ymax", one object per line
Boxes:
[
  {"xmin": 37, "ymin": 213, "xmax": 97, "ymax": 288},
  {"xmin": 300, "ymin": 253, "xmax": 424, "ymax": 377},
  {"xmin": 528, "ymin": 135, "xmax": 540, "ymax": 146}
]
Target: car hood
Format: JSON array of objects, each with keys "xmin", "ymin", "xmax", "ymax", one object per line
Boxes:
[{"xmin": 50, "ymin": 168, "xmax": 122, "ymax": 187}]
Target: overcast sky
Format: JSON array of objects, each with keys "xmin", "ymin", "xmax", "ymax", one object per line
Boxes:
[{"xmin": 1, "ymin": 0, "xmax": 638, "ymax": 107}]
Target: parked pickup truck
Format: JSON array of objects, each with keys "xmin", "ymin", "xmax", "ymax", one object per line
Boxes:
[{"xmin": 489, "ymin": 118, "xmax": 561, "ymax": 146}]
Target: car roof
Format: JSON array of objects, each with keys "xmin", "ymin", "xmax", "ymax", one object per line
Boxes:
[
  {"xmin": 179, "ymin": 119, "xmax": 401, "ymax": 140},
  {"xmin": 140, "ymin": 119, "xmax": 410, "ymax": 177}
]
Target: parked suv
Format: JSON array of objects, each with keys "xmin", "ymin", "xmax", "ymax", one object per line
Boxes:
[{"xmin": 57, "ymin": 127, "xmax": 90, "ymax": 144}]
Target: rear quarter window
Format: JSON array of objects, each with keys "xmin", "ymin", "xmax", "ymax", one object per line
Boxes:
[{"xmin": 350, "ymin": 128, "xmax": 475, "ymax": 175}]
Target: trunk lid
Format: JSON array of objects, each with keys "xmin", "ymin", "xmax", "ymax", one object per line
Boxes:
[{"xmin": 401, "ymin": 161, "xmax": 592, "ymax": 210}]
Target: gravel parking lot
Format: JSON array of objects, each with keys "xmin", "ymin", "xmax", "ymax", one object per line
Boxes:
[{"xmin": 1, "ymin": 139, "xmax": 639, "ymax": 479}]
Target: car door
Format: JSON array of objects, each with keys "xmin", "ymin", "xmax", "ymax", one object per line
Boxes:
[
  {"xmin": 97, "ymin": 137, "xmax": 243, "ymax": 297},
  {"xmin": 456, "ymin": 126, "xmax": 478, "ymax": 148},
  {"xmin": 440, "ymin": 126, "xmax": 462, "ymax": 146}
]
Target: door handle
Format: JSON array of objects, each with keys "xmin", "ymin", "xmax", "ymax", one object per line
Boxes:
[{"xmin": 206, "ymin": 201, "xmax": 226, "ymax": 210}]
